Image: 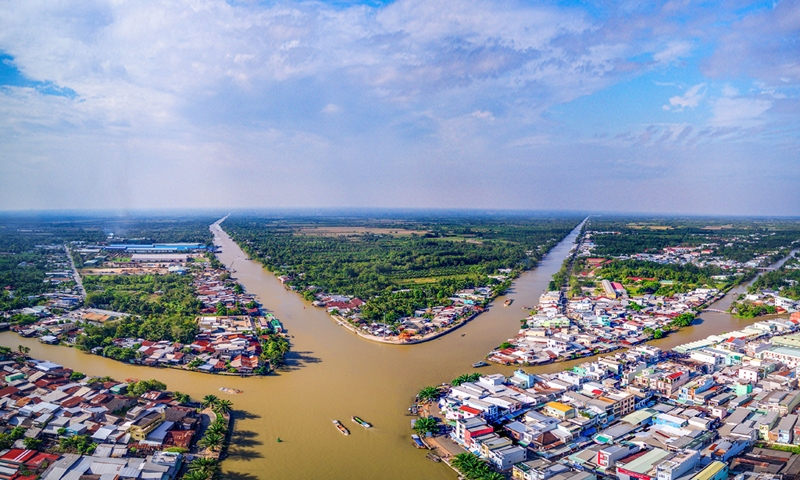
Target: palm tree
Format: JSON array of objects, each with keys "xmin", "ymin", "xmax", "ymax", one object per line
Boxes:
[
  {"xmin": 199, "ymin": 432, "xmax": 224, "ymax": 452},
  {"xmin": 413, "ymin": 417, "xmax": 438, "ymax": 435},
  {"xmin": 182, "ymin": 471, "xmax": 211, "ymax": 480},
  {"xmin": 173, "ymin": 391, "xmax": 191, "ymax": 404},
  {"xmin": 201, "ymin": 395, "xmax": 219, "ymax": 409},
  {"xmin": 205, "ymin": 421, "xmax": 227, "ymax": 437},
  {"xmin": 17, "ymin": 345, "xmax": 30, "ymax": 355},
  {"xmin": 189, "ymin": 457, "xmax": 220, "ymax": 477},
  {"xmin": 482, "ymin": 472, "xmax": 505, "ymax": 480},
  {"xmin": 212, "ymin": 399, "xmax": 233, "ymax": 414},
  {"xmin": 417, "ymin": 386, "xmax": 440, "ymax": 402}
]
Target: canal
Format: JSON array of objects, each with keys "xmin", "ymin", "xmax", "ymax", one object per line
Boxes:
[{"xmin": 0, "ymin": 221, "xmax": 791, "ymax": 479}]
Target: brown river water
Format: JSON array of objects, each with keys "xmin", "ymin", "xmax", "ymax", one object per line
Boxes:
[{"xmin": 0, "ymin": 221, "xmax": 786, "ymax": 479}]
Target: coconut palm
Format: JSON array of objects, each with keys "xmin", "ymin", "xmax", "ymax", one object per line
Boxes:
[
  {"xmin": 198, "ymin": 432, "xmax": 224, "ymax": 452},
  {"xmin": 201, "ymin": 395, "xmax": 219, "ymax": 409},
  {"xmin": 188, "ymin": 457, "xmax": 220, "ymax": 477},
  {"xmin": 182, "ymin": 471, "xmax": 210, "ymax": 480},
  {"xmin": 212, "ymin": 399, "xmax": 233, "ymax": 414},
  {"xmin": 417, "ymin": 386, "xmax": 439, "ymax": 402},
  {"xmin": 173, "ymin": 391, "xmax": 191, "ymax": 404},
  {"xmin": 412, "ymin": 417, "xmax": 438, "ymax": 435},
  {"xmin": 205, "ymin": 421, "xmax": 227, "ymax": 437}
]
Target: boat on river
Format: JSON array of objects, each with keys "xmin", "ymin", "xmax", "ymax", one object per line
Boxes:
[
  {"xmin": 411, "ymin": 434, "xmax": 427, "ymax": 449},
  {"xmin": 333, "ymin": 420, "xmax": 350, "ymax": 435},
  {"xmin": 219, "ymin": 387, "xmax": 242, "ymax": 395},
  {"xmin": 351, "ymin": 416, "xmax": 372, "ymax": 428},
  {"xmin": 504, "ymin": 299, "xmax": 513, "ymax": 306},
  {"xmin": 472, "ymin": 361, "xmax": 489, "ymax": 368}
]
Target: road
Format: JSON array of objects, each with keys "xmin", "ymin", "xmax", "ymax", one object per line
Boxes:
[{"xmin": 64, "ymin": 244, "xmax": 85, "ymax": 298}]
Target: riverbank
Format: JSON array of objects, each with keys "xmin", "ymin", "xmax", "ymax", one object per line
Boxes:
[
  {"xmin": 0, "ymin": 351, "xmax": 227, "ymax": 479},
  {"xmin": 216, "ymin": 216, "xmax": 587, "ymax": 346},
  {"xmin": 0, "ymin": 217, "xmax": 611, "ymax": 479},
  {"xmin": 329, "ymin": 311, "xmax": 482, "ymax": 345},
  {"xmin": 414, "ymin": 321, "xmax": 800, "ymax": 479}
]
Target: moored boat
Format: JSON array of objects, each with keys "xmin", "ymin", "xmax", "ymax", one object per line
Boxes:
[
  {"xmin": 219, "ymin": 387, "xmax": 242, "ymax": 395},
  {"xmin": 351, "ymin": 416, "xmax": 372, "ymax": 428},
  {"xmin": 411, "ymin": 434, "xmax": 427, "ymax": 449},
  {"xmin": 472, "ymin": 361, "xmax": 489, "ymax": 368},
  {"xmin": 333, "ymin": 420, "xmax": 350, "ymax": 435}
]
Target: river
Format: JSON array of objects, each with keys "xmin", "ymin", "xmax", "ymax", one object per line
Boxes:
[{"xmin": 0, "ymin": 222, "xmax": 792, "ymax": 479}]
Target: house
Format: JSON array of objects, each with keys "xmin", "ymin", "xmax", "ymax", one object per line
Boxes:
[{"xmin": 543, "ymin": 402, "xmax": 575, "ymax": 420}]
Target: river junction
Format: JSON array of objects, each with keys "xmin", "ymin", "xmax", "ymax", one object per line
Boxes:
[{"xmin": 0, "ymin": 221, "xmax": 788, "ymax": 479}]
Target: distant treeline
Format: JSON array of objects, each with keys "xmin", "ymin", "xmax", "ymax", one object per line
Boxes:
[{"xmin": 587, "ymin": 217, "xmax": 800, "ymax": 262}]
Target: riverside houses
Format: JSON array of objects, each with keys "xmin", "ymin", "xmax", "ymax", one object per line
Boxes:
[
  {"xmin": 0, "ymin": 357, "xmax": 202, "ymax": 479},
  {"xmin": 428, "ymin": 325, "xmax": 800, "ymax": 480},
  {"xmin": 488, "ymin": 285, "xmax": 724, "ymax": 366}
]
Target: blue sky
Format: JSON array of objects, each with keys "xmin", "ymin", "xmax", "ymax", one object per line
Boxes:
[{"xmin": 0, "ymin": 0, "xmax": 798, "ymax": 215}]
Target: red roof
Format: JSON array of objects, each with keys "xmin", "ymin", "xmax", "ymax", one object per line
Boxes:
[
  {"xmin": 0, "ymin": 449, "xmax": 36, "ymax": 464},
  {"xmin": 667, "ymin": 372, "xmax": 684, "ymax": 380},
  {"xmin": 459, "ymin": 406, "xmax": 481, "ymax": 415},
  {"xmin": 0, "ymin": 386, "xmax": 20, "ymax": 398}
]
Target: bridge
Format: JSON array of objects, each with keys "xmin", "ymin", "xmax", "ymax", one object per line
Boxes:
[{"xmin": 702, "ymin": 308, "xmax": 728, "ymax": 314}]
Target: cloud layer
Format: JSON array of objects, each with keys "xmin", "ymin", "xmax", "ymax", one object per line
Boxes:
[{"xmin": 0, "ymin": 0, "xmax": 798, "ymax": 215}]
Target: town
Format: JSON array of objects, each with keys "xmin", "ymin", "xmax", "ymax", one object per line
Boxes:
[
  {"xmin": 414, "ymin": 313, "xmax": 800, "ymax": 480},
  {"xmin": 0, "ymin": 348, "xmax": 232, "ymax": 479},
  {"xmin": 3, "ymin": 241, "xmax": 289, "ymax": 376}
]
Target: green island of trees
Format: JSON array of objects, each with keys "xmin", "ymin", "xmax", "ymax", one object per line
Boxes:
[{"xmin": 224, "ymin": 216, "xmax": 582, "ymax": 322}]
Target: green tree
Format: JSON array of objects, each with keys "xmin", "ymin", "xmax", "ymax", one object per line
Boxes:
[
  {"xmin": 127, "ymin": 379, "xmax": 167, "ymax": 397},
  {"xmin": 451, "ymin": 373, "xmax": 481, "ymax": 386},
  {"xmin": 173, "ymin": 391, "xmax": 191, "ymax": 404},
  {"xmin": 202, "ymin": 395, "xmax": 220, "ymax": 409},
  {"xmin": 413, "ymin": 417, "xmax": 438, "ymax": 435},
  {"xmin": 212, "ymin": 399, "xmax": 233, "ymax": 415},
  {"xmin": 22, "ymin": 437, "xmax": 43, "ymax": 451},
  {"xmin": 188, "ymin": 457, "xmax": 221, "ymax": 478},
  {"xmin": 198, "ymin": 432, "xmax": 224, "ymax": 452},
  {"xmin": 417, "ymin": 386, "xmax": 439, "ymax": 402}
]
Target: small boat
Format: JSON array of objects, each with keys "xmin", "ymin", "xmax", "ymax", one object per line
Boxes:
[
  {"xmin": 351, "ymin": 416, "xmax": 372, "ymax": 428},
  {"xmin": 219, "ymin": 387, "xmax": 242, "ymax": 395},
  {"xmin": 426, "ymin": 453, "xmax": 441, "ymax": 462},
  {"xmin": 411, "ymin": 434, "xmax": 427, "ymax": 449},
  {"xmin": 504, "ymin": 299, "xmax": 513, "ymax": 307},
  {"xmin": 472, "ymin": 361, "xmax": 489, "ymax": 368},
  {"xmin": 333, "ymin": 420, "xmax": 350, "ymax": 435}
]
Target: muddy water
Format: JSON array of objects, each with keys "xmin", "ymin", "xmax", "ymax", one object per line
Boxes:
[{"xmin": 0, "ymin": 221, "xmax": 788, "ymax": 479}]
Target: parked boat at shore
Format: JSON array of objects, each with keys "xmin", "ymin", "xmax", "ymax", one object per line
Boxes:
[
  {"xmin": 219, "ymin": 387, "xmax": 242, "ymax": 395},
  {"xmin": 333, "ymin": 420, "xmax": 350, "ymax": 435},
  {"xmin": 351, "ymin": 416, "xmax": 372, "ymax": 428},
  {"xmin": 411, "ymin": 434, "xmax": 427, "ymax": 449},
  {"xmin": 472, "ymin": 361, "xmax": 489, "ymax": 368}
]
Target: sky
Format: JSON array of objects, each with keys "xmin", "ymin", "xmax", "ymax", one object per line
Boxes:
[{"xmin": 0, "ymin": 0, "xmax": 798, "ymax": 216}]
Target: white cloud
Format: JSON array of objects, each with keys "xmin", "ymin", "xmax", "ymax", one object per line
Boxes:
[
  {"xmin": 710, "ymin": 97, "xmax": 772, "ymax": 127},
  {"xmin": 653, "ymin": 40, "xmax": 692, "ymax": 64},
  {"xmin": 321, "ymin": 103, "xmax": 341, "ymax": 114},
  {"xmin": 663, "ymin": 83, "xmax": 705, "ymax": 111},
  {"xmin": 721, "ymin": 84, "xmax": 739, "ymax": 97},
  {"xmin": 470, "ymin": 110, "xmax": 494, "ymax": 120}
]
